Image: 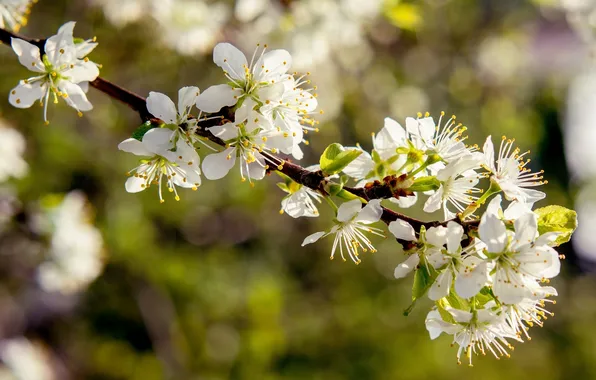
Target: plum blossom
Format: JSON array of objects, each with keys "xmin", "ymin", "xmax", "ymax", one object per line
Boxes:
[
  {"xmin": 118, "ymin": 128, "xmax": 202, "ymax": 202},
  {"xmin": 8, "ymin": 21, "xmax": 99, "ymax": 123},
  {"xmin": 0, "ymin": 0, "xmax": 34, "ymax": 32},
  {"xmin": 301, "ymin": 199, "xmax": 384, "ymax": 264},
  {"xmin": 0, "ymin": 120, "xmax": 28, "ymax": 182},
  {"xmin": 483, "ymin": 135, "xmax": 546, "ymax": 205}
]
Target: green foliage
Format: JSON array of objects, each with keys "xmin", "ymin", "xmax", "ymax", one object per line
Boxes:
[
  {"xmin": 319, "ymin": 143, "xmax": 362, "ymax": 176},
  {"xmin": 536, "ymin": 205, "xmax": 578, "ymax": 247},
  {"xmin": 408, "ymin": 176, "xmax": 441, "ymax": 192},
  {"xmin": 132, "ymin": 121, "xmax": 157, "ymax": 141}
]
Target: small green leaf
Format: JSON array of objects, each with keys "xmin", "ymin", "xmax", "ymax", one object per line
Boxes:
[
  {"xmin": 328, "ymin": 183, "xmax": 344, "ymax": 197},
  {"xmin": 132, "ymin": 121, "xmax": 157, "ymax": 141},
  {"xmin": 276, "ymin": 182, "xmax": 289, "ymax": 193},
  {"xmin": 408, "ymin": 176, "xmax": 440, "ymax": 192},
  {"xmin": 335, "ymin": 189, "xmax": 360, "ymax": 201},
  {"xmin": 319, "ymin": 143, "xmax": 362, "ymax": 175},
  {"xmin": 436, "ymin": 303, "xmax": 456, "ymax": 324},
  {"xmin": 445, "ymin": 290, "xmax": 470, "ymax": 310},
  {"xmin": 535, "ymin": 205, "xmax": 578, "ymax": 247},
  {"xmin": 412, "ymin": 262, "xmax": 438, "ymax": 301}
]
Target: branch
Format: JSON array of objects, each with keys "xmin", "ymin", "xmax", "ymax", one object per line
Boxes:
[{"xmin": 0, "ymin": 26, "xmax": 479, "ymax": 232}]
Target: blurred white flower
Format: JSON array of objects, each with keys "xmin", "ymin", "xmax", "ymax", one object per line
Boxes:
[
  {"xmin": 0, "ymin": 0, "xmax": 34, "ymax": 32},
  {"xmin": 0, "ymin": 120, "xmax": 28, "ymax": 182},
  {"xmin": 90, "ymin": 0, "xmax": 154, "ymax": 27},
  {"xmin": 37, "ymin": 191, "xmax": 104, "ymax": 294},
  {"xmin": 152, "ymin": 0, "xmax": 230, "ymax": 56},
  {"xmin": 0, "ymin": 338, "xmax": 55, "ymax": 380}
]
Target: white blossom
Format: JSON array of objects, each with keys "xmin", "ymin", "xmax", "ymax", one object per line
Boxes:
[
  {"xmin": 118, "ymin": 128, "xmax": 202, "ymax": 202},
  {"xmin": 201, "ymin": 100, "xmax": 293, "ymax": 183},
  {"xmin": 8, "ymin": 21, "xmax": 99, "ymax": 123},
  {"xmin": 196, "ymin": 42, "xmax": 292, "ymax": 113},
  {"xmin": 0, "ymin": 120, "xmax": 28, "ymax": 182},
  {"xmin": 279, "ymin": 165, "xmax": 326, "ymax": 218},
  {"xmin": 478, "ymin": 195, "xmax": 561, "ymax": 304},
  {"xmin": 423, "ymin": 155, "xmax": 483, "ymax": 220},
  {"xmin": 301, "ymin": 199, "xmax": 384, "ymax": 264},
  {"xmin": 483, "ymin": 135, "xmax": 546, "ymax": 205},
  {"xmin": 37, "ymin": 191, "xmax": 104, "ymax": 294},
  {"xmin": 425, "ymin": 307, "xmax": 521, "ymax": 365}
]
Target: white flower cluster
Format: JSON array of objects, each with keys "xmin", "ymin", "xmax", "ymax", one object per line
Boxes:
[
  {"xmin": 8, "ymin": 21, "xmax": 100, "ymax": 123},
  {"xmin": 288, "ymin": 113, "xmax": 561, "ymax": 364},
  {"xmin": 0, "ymin": 0, "xmax": 35, "ymax": 32},
  {"xmin": 0, "ymin": 119, "xmax": 28, "ymax": 182},
  {"xmin": 119, "ymin": 42, "xmax": 318, "ymax": 199}
]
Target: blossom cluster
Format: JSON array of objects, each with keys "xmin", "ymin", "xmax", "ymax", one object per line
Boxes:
[
  {"xmin": 118, "ymin": 42, "xmax": 318, "ymax": 200},
  {"xmin": 0, "ymin": 0, "xmax": 35, "ymax": 32}
]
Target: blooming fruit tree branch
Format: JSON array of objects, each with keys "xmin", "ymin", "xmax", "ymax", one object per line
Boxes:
[{"xmin": 0, "ymin": 14, "xmax": 578, "ymax": 366}]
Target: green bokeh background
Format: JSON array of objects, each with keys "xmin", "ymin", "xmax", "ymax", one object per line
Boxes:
[{"xmin": 0, "ymin": 0, "xmax": 590, "ymax": 379}]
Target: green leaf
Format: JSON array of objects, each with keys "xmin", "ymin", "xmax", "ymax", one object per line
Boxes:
[
  {"xmin": 132, "ymin": 121, "xmax": 157, "ymax": 141},
  {"xmin": 535, "ymin": 205, "xmax": 578, "ymax": 247},
  {"xmin": 328, "ymin": 183, "xmax": 344, "ymax": 197},
  {"xmin": 276, "ymin": 182, "xmax": 289, "ymax": 193},
  {"xmin": 436, "ymin": 303, "xmax": 456, "ymax": 324},
  {"xmin": 445, "ymin": 290, "xmax": 469, "ymax": 310},
  {"xmin": 319, "ymin": 143, "xmax": 362, "ymax": 176},
  {"xmin": 408, "ymin": 176, "xmax": 440, "ymax": 192},
  {"xmin": 412, "ymin": 262, "xmax": 438, "ymax": 301}
]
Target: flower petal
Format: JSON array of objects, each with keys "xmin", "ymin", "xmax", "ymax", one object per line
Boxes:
[
  {"xmin": 59, "ymin": 81, "xmax": 93, "ymax": 111},
  {"xmin": 213, "ymin": 43, "xmax": 248, "ymax": 81},
  {"xmin": 479, "ymin": 212, "xmax": 507, "ymax": 253},
  {"xmin": 202, "ymin": 147, "xmax": 236, "ymax": 180},
  {"xmin": 142, "ymin": 128, "xmax": 175, "ymax": 155},
  {"xmin": 125, "ymin": 175, "xmax": 147, "ymax": 193},
  {"xmin": 147, "ymin": 92, "xmax": 177, "ymax": 124},
  {"xmin": 394, "ymin": 254, "xmax": 419, "ymax": 279},
  {"xmin": 426, "ymin": 225, "xmax": 448, "ymax": 247},
  {"xmin": 482, "ymin": 135, "xmax": 496, "ymax": 172},
  {"xmin": 11, "ymin": 38, "xmax": 44, "ymax": 72},
  {"xmin": 9, "ymin": 81, "xmax": 45, "ymax": 108},
  {"xmin": 177, "ymin": 86, "xmax": 200, "ymax": 118},
  {"xmin": 455, "ymin": 256, "xmax": 489, "ymax": 299},
  {"xmin": 302, "ymin": 231, "xmax": 326, "ymax": 246},
  {"xmin": 445, "ymin": 221, "xmax": 463, "ymax": 254},
  {"xmin": 428, "ymin": 270, "xmax": 451, "ymax": 301},
  {"xmin": 355, "ymin": 199, "xmax": 382, "ymax": 224},
  {"xmin": 118, "ymin": 138, "xmax": 152, "ymax": 156},
  {"xmin": 336, "ymin": 199, "xmax": 363, "ymax": 222},
  {"xmin": 388, "ymin": 219, "xmax": 416, "ymax": 241},
  {"xmin": 195, "ymin": 84, "xmax": 240, "ymax": 113}
]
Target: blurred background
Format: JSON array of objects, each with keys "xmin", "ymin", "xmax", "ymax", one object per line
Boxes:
[{"xmin": 0, "ymin": 0, "xmax": 593, "ymax": 378}]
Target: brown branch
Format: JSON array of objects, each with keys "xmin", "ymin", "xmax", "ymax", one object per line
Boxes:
[{"xmin": 0, "ymin": 26, "xmax": 479, "ymax": 232}]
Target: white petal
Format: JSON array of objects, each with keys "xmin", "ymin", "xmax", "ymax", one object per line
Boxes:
[
  {"xmin": 142, "ymin": 128, "xmax": 175, "ymax": 155},
  {"xmin": 390, "ymin": 192, "xmax": 418, "ymax": 208},
  {"xmin": 9, "ymin": 81, "xmax": 45, "ymax": 108},
  {"xmin": 375, "ymin": 117, "xmax": 406, "ymax": 153},
  {"xmin": 479, "ymin": 213, "xmax": 507, "ymax": 253},
  {"xmin": 455, "ymin": 257, "xmax": 488, "ymax": 299},
  {"xmin": 423, "ymin": 187, "xmax": 443, "ymax": 213},
  {"xmin": 147, "ymin": 92, "xmax": 177, "ymax": 124},
  {"xmin": 445, "ymin": 221, "xmax": 463, "ymax": 254},
  {"xmin": 195, "ymin": 84, "xmax": 239, "ymax": 113},
  {"xmin": 342, "ymin": 149, "xmax": 373, "ymax": 180},
  {"xmin": 394, "ymin": 254, "xmax": 419, "ymax": 279},
  {"xmin": 247, "ymin": 153, "xmax": 266, "ymax": 180},
  {"xmin": 208, "ymin": 122, "xmax": 238, "ymax": 141},
  {"xmin": 202, "ymin": 147, "xmax": 236, "ymax": 180},
  {"xmin": 425, "ymin": 226, "xmax": 448, "ymax": 247},
  {"xmin": 428, "ymin": 270, "xmax": 451, "ymax": 301},
  {"xmin": 302, "ymin": 231, "xmax": 326, "ymax": 246},
  {"xmin": 425, "ymin": 310, "xmax": 448, "ymax": 340},
  {"xmin": 59, "ymin": 81, "xmax": 93, "ymax": 111},
  {"xmin": 255, "ymin": 49, "xmax": 292, "ymax": 80},
  {"xmin": 62, "ymin": 61, "xmax": 99, "ymax": 83},
  {"xmin": 213, "ymin": 43, "xmax": 248, "ymax": 81},
  {"xmin": 388, "ymin": 219, "xmax": 416, "ymax": 241},
  {"xmin": 336, "ymin": 199, "xmax": 363, "ymax": 222},
  {"xmin": 118, "ymin": 138, "xmax": 152, "ymax": 156},
  {"xmin": 504, "ymin": 200, "xmax": 532, "ymax": 220},
  {"xmin": 355, "ymin": 199, "xmax": 382, "ymax": 224},
  {"xmin": 483, "ymin": 135, "xmax": 496, "ymax": 172},
  {"xmin": 177, "ymin": 86, "xmax": 200, "ymax": 117},
  {"xmin": 75, "ymin": 40, "xmax": 98, "ymax": 58},
  {"xmin": 11, "ymin": 38, "xmax": 44, "ymax": 72},
  {"xmin": 449, "ymin": 309, "xmax": 473, "ymax": 323},
  {"xmin": 485, "ymin": 194, "xmax": 502, "ymax": 217},
  {"xmin": 125, "ymin": 175, "xmax": 147, "ymax": 193},
  {"xmin": 513, "ymin": 212, "xmax": 538, "ymax": 247}
]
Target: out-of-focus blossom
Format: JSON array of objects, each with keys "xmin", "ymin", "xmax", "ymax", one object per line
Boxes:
[
  {"xmin": 0, "ymin": 120, "xmax": 27, "ymax": 182},
  {"xmin": 153, "ymin": 0, "xmax": 230, "ymax": 56},
  {"xmin": 0, "ymin": 0, "xmax": 34, "ymax": 32},
  {"xmin": 0, "ymin": 338, "xmax": 55, "ymax": 380},
  {"xmin": 90, "ymin": 0, "xmax": 154, "ymax": 27},
  {"xmin": 37, "ymin": 191, "xmax": 104, "ymax": 294}
]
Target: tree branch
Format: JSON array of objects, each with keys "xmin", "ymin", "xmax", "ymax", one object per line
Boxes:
[{"xmin": 0, "ymin": 26, "xmax": 480, "ymax": 232}]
